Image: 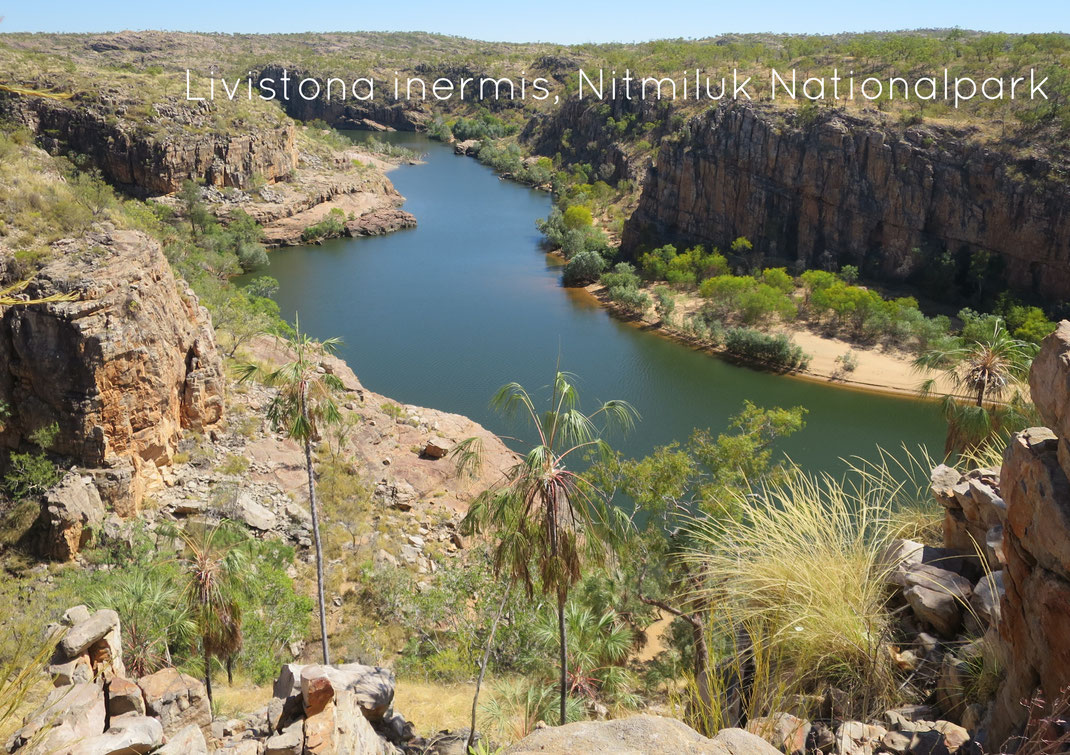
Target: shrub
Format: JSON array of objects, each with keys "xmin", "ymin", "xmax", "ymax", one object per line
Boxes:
[
  {"xmin": 761, "ymin": 267, "xmax": 795, "ymax": 294},
  {"xmin": 724, "ymin": 328, "xmax": 809, "ymax": 370},
  {"xmin": 236, "ymin": 241, "xmax": 269, "ymax": 272},
  {"xmin": 562, "ymin": 205, "xmax": 593, "ymax": 230},
  {"xmin": 301, "ymin": 208, "xmax": 346, "ymax": 242},
  {"xmin": 699, "ymin": 275, "xmax": 796, "ymax": 325},
  {"xmin": 563, "ymin": 250, "xmax": 606, "ymax": 287},
  {"xmin": 653, "ymin": 285, "xmax": 676, "ymax": 323}
]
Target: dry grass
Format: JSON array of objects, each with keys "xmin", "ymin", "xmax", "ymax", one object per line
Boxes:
[
  {"xmin": 393, "ymin": 678, "xmax": 476, "ymax": 736},
  {"xmin": 211, "ymin": 678, "xmax": 273, "ymax": 719},
  {"xmin": 686, "ymin": 463, "xmax": 903, "ymax": 721}
]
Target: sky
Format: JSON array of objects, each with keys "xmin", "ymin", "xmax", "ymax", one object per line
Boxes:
[{"xmin": 1, "ymin": 0, "xmax": 1068, "ymax": 42}]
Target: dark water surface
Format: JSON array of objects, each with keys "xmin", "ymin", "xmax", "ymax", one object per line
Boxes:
[{"xmin": 257, "ymin": 132, "xmax": 943, "ymax": 471}]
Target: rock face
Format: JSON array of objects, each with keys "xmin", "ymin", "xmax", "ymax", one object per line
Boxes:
[
  {"xmin": 38, "ymin": 473, "xmax": 106, "ymax": 561},
  {"xmin": 345, "ymin": 207, "xmax": 417, "ymax": 237},
  {"xmin": 0, "ymin": 228, "xmax": 224, "ymax": 528},
  {"xmin": 621, "ymin": 104, "xmax": 1070, "ymax": 302},
  {"xmin": 1, "ymin": 94, "xmax": 298, "ymax": 196},
  {"xmin": 505, "ymin": 716, "xmax": 781, "ymax": 754},
  {"xmin": 989, "ymin": 322, "xmax": 1070, "ymax": 745}
]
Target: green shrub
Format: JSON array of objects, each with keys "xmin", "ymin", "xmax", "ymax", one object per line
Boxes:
[
  {"xmin": 724, "ymin": 328, "xmax": 809, "ymax": 370},
  {"xmin": 563, "ymin": 250, "xmax": 606, "ymax": 286},
  {"xmin": 301, "ymin": 208, "xmax": 347, "ymax": 242},
  {"xmin": 236, "ymin": 241, "xmax": 269, "ymax": 272}
]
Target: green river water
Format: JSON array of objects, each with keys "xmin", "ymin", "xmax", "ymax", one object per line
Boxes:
[{"xmin": 257, "ymin": 132, "xmax": 943, "ymax": 472}]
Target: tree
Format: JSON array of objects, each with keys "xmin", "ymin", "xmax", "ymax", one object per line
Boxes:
[
  {"xmin": 175, "ymin": 522, "xmax": 248, "ymax": 706},
  {"xmin": 913, "ymin": 319, "xmax": 1038, "ymax": 453},
  {"xmin": 562, "ymin": 250, "xmax": 605, "ymax": 286},
  {"xmin": 594, "ymin": 402, "xmax": 806, "ymax": 732},
  {"xmin": 237, "ymin": 318, "xmax": 344, "ymax": 664},
  {"xmin": 178, "ymin": 179, "xmax": 211, "ymax": 236},
  {"xmin": 461, "ymin": 372, "xmax": 637, "ymax": 726}
]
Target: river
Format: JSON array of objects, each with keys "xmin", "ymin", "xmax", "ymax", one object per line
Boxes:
[{"xmin": 258, "ymin": 132, "xmax": 943, "ymax": 472}]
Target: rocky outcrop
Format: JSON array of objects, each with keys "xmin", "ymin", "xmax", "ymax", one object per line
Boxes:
[
  {"xmin": 990, "ymin": 321, "xmax": 1070, "ymax": 746},
  {"xmin": 38, "ymin": 473, "xmax": 106, "ymax": 561},
  {"xmin": 346, "ymin": 207, "xmax": 417, "ymax": 237},
  {"xmin": 505, "ymin": 716, "xmax": 780, "ymax": 754},
  {"xmin": 521, "ymin": 96, "xmax": 663, "ymax": 184},
  {"xmin": 622, "ymin": 104, "xmax": 1070, "ymax": 302},
  {"xmin": 0, "ymin": 228, "xmax": 224, "ymax": 529},
  {"xmin": 1, "ymin": 94, "xmax": 298, "ymax": 196}
]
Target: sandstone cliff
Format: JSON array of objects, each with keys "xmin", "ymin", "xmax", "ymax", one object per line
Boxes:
[
  {"xmin": 0, "ymin": 227, "xmax": 225, "ymax": 516},
  {"xmin": 1, "ymin": 94, "xmax": 298, "ymax": 196},
  {"xmin": 621, "ymin": 104, "xmax": 1070, "ymax": 302},
  {"xmin": 990, "ymin": 320, "xmax": 1070, "ymax": 745}
]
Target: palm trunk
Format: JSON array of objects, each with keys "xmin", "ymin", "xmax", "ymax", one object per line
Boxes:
[
  {"xmin": 203, "ymin": 643, "xmax": 213, "ymax": 708},
  {"xmin": 303, "ymin": 382, "xmax": 331, "ymax": 666},
  {"xmin": 557, "ymin": 590, "xmax": 568, "ymax": 726},
  {"xmin": 466, "ymin": 585, "xmax": 512, "ymax": 752},
  {"xmin": 226, "ymin": 656, "xmax": 233, "ymax": 686}
]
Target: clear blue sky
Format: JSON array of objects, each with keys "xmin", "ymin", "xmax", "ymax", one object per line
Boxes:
[{"xmin": 1, "ymin": 0, "xmax": 1067, "ymax": 42}]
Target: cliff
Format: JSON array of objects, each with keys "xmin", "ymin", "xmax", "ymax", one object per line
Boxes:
[
  {"xmin": 930, "ymin": 322, "xmax": 1070, "ymax": 746},
  {"xmin": 990, "ymin": 321, "xmax": 1070, "ymax": 745},
  {"xmin": 0, "ymin": 227, "xmax": 225, "ymax": 516},
  {"xmin": 1, "ymin": 94, "xmax": 298, "ymax": 196},
  {"xmin": 621, "ymin": 104, "xmax": 1070, "ymax": 302}
]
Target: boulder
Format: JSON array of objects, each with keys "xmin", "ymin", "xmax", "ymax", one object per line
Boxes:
[
  {"xmin": 60, "ymin": 608, "xmax": 119, "ymax": 658},
  {"xmin": 746, "ymin": 713, "xmax": 810, "ymax": 754},
  {"xmin": 970, "ymin": 571, "xmax": 1004, "ymax": 629},
  {"xmin": 303, "ymin": 690, "xmax": 391, "ymax": 755},
  {"xmin": 39, "ymin": 473, "xmax": 105, "ymax": 561},
  {"xmin": 231, "ymin": 492, "xmax": 277, "ymax": 531},
  {"xmin": 106, "ymin": 676, "xmax": 145, "ymax": 716},
  {"xmin": 78, "ymin": 715, "xmax": 163, "ymax": 755},
  {"xmin": 836, "ymin": 721, "xmax": 887, "ymax": 755},
  {"xmin": 422, "ymin": 439, "xmax": 450, "ymax": 459},
  {"xmin": 8, "ymin": 682, "xmax": 106, "ymax": 754},
  {"xmin": 57, "ymin": 607, "xmax": 125, "ymax": 679},
  {"xmin": 265, "ymin": 719, "xmax": 304, "ymax": 754},
  {"xmin": 49, "ymin": 655, "xmax": 92, "ymax": 686},
  {"xmin": 1029, "ymin": 321, "xmax": 1070, "ymax": 450},
  {"xmin": 153, "ymin": 724, "xmax": 208, "ymax": 755},
  {"xmin": 277, "ymin": 663, "xmax": 395, "ymax": 722},
  {"xmin": 905, "ymin": 584, "xmax": 963, "ymax": 638},
  {"xmin": 137, "ymin": 668, "xmax": 211, "ymax": 738},
  {"xmin": 892, "ymin": 562, "xmax": 973, "ymax": 601},
  {"xmin": 504, "ymin": 716, "xmax": 780, "ymax": 754}
]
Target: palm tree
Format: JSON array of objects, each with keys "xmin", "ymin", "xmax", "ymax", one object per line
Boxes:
[
  {"xmin": 237, "ymin": 318, "xmax": 343, "ymax": 664},
  {"xmin": 89, "ymin": 567, "xmax": 194, "ymax": 677},
  {"xmin": 531, "ymin": 602, "xmax": 639, "ymax": 709},
  {"xmin": 175, "ymin": 521, "xmax": 247, "ymax": 706},
  {"xmin": 461, "ymin": 371, "xmax": 637, "ymax": 725},
  {"xmin": 913, "ymin": 320, "xmax": 1038, "ymax": 454}
]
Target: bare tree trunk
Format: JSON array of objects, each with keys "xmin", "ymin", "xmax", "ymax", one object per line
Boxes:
[
  {"xmin": 226, "ymin": 656, "xmax": 233, "ymax": 686},
  {"xmin": 203, "ymin": 643, "xmax": 213, "ymax": 708},
  {"xmin": 558, "ymin": 590, "xmax": 568, "ymax": 726},
  {"xmin": 636, "ymin": 584, "xmax": 713, "ymax": 734},
  {"xmin": 303, "ymin": 382, "xmax": 331, "ymax": 666},
  {"xmin": 466, "ymin": 585, "xmax": 512, "ymax": 752}
]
